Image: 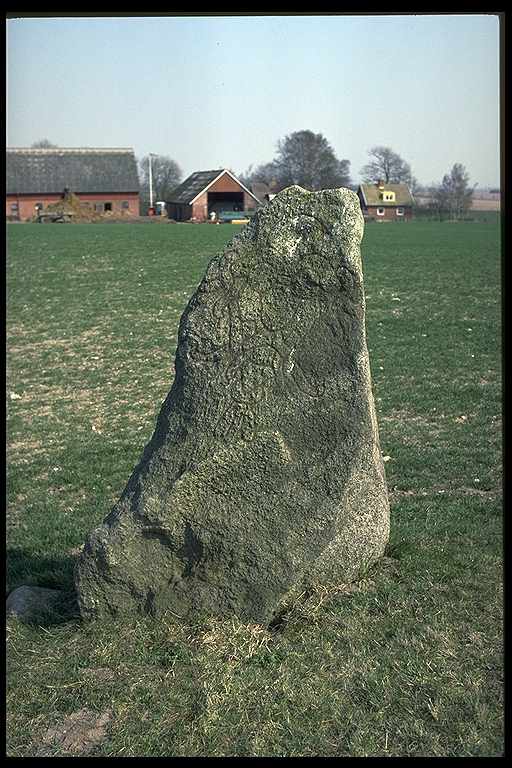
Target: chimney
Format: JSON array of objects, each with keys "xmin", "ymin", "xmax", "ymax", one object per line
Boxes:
[{"xmin": 377, "ymin": 179, "xmax": 385, "ymax": 190}]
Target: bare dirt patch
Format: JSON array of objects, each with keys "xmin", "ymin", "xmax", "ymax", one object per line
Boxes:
[{"xmin": 39, "ymin": 708, "xmax": 113, "ymax": 756}]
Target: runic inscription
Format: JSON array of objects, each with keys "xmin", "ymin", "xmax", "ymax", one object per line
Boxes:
[{"xmin": 76, "ymin": 186, "xmax": 390, "ymax": 624}]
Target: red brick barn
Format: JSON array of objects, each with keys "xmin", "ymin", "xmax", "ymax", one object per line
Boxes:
[
  {"xmin": 6, "ymin": 148, "xmax": 140, "ymax": 220},
  {"xmin": 357, "ymin": 181, "xmax": 414, "ymax": 221},
  {"xmin": 166, "ymin": 169, "xmax": 261, "ymax": 222}
]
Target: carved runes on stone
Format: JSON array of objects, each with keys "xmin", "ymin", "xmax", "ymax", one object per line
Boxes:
[{"xmin": 76, "ymin": 186, "xmax": 390, "ymax": 624}]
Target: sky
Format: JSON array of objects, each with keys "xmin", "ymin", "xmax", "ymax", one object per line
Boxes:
[{"xmin": 6, "ymin": 13, "xmax": 501, "ymax": 189}]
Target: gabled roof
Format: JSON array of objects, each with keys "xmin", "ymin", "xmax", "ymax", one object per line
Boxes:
[
  {"xmin": 358, "ymin": 183, "xmax": 414, "ymax": 207},
  {"xmin": 6, "ymin": 148, "xmax": 140, "ymax": 195},
  {"xmin": 168, "ymin": 168, "xmax": 261, "ymax": 204}
]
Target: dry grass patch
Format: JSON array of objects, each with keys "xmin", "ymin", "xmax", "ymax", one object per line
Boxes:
[{"xmin": 39, "ymin": 708, "xmax": 113, "ymax": 756}]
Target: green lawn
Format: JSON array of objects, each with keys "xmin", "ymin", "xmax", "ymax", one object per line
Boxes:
[{"xmin": 6, "ymin": 218, "xmax": 502, "ymax": 757}]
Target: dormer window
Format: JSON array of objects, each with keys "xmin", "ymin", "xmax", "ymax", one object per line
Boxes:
[{"xmin": 380, "ymin": 190, "xmax": 396, "ymax": 202}]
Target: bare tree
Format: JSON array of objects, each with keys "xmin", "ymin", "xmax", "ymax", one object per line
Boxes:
[
  {"xmin": 239, "ymin": 162, "xmax": 284, "ymax": 191},
  {"xmin": 408, "ymin": 175, "xmax": 423, "ymax": 196},
  {"xmin": 237, "ymin": 164, "xmax": 254, "ymax": 188},
  {"xmin": 275, "ymin": 130, "xmax": 351, "ymax": 190},
  {"xmin": 361, "ymin": 146, "xmax": 413, "ymax": 185},
  {"xmin": 139, "ymin": 155, "xmax": 182, "ymax": 206},
  {"xmin": 242, "ymin": 131, "xmax": 351, "ymax": 193},
  {"xmin": 31, "ymin": 139, "xmax": 58, "ymax": 148},
  {"xmin": 430, "ymin": 163, "xmax": 475, "ymax": 220}
]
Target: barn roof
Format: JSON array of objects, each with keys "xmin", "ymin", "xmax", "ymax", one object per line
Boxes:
[
  {"xmin": 358, "ymin": 183, "xmax": 414, "ymax": 207},
  {"xmin": 6, "ymin": 148, "xmax": 140, "ymax": 195},
  {"xmin": 168, "ymin": 169, "xmax": 261, "ymax": 204}
]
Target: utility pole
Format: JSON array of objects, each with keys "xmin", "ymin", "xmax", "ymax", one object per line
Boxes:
[{"xmin": 149, "ymin": 153, "xmax": 155, "ymax": 209}]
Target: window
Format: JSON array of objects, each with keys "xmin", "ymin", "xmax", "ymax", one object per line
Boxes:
[
  {"xmin": 94, "ymin": 203, "xmax": 104, "ymax": 213},
  {"xmin": 396, "ymin": 207, "xmax": 405, "ymax": 216},
  {"xmin": 104, "ymin": 202, "xmax": 112, "ymax": 212},
  {"xmin": 376, "ymin": 207, "xmax": 385, "ymax": 216},
  {"xmin": 11, "ymin": 202, "xmax": 19, "ymax": 213},
  {"xmin": 121, "ymin": 201, "xmax": 129, "ymax": 209}
]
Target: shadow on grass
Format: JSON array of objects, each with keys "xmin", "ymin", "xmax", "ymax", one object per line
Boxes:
[{"xmin": 7, "ymin": 547, "xmax": 80, "ymax": 626}]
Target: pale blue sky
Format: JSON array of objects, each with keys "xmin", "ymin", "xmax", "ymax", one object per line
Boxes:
[{"xmin": 6, "ymin": 14, "xmax": 501, "ymax": 188}]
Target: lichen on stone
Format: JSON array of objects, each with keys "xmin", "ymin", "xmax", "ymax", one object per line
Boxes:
[{"xmin": 76, "ymin": 185, "xmax": 390, "ymax": 625}]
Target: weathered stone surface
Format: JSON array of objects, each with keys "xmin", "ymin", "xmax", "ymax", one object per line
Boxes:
[
  {"xmin": 6, "ymin": 585, "xmax": 64, "ymax": 622},
  {"xmin": 76, "ymin": 186, "xmax": 390, "ymax": 624}
]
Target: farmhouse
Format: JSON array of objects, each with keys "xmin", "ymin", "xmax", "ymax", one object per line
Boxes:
[
  {"xmin": 166, "ymin": 169, "xmax": 261, "ymax": 222},
  {"xmin": 357, "ymin": 181, "xmax": 414, "ymax": 221},
  {"xmin": 6, "ymin": 147, "xmax": 140, "ymax": 220}
]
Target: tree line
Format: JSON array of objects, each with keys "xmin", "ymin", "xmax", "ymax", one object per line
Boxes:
[{"xmin": 31, "ymin": 134, "xmax": 477, "ymax": 219}]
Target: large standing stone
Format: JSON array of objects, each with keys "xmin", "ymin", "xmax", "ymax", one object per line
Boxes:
[{"xmin": 76, "ymin": 186, "xmax": 390, "ymax": 624}]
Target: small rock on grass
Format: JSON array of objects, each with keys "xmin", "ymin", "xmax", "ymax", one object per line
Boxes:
[{"xmin": 6, "ymin": 585, "xmax": 67, "ymax": 622}]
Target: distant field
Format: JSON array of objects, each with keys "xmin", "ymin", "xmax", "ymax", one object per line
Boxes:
[
  {"xmin": 6, "ymin": 219, "xmax": 502, "ymax": 757},
  {"xmin": 414, "ymin": 199, "xmax": 501, "ymax": 214}
]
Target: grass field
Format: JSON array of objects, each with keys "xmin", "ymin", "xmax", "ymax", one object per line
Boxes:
[{"xmin": 6, "ymin": 217, "xmax": 502, "ymax": 757}]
